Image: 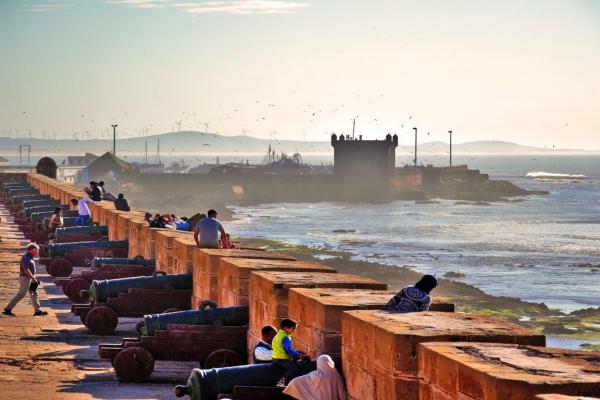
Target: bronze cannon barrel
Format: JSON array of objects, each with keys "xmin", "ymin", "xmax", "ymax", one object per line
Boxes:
[
  {"xmin": 174, "ymin": 362, "xmax": 316, "ymax": 400},
  {"xmin": 47, "ymin": 240, "xmax": 128, "ymax": 258},
  {"xmin": 85, "ymin": 273, "xmax": 192, "ymax": 304},
  {"xmin": 90, "ymin": 257, "xmax": 155, "ymax": 269},
  {"xmin": 142, "ymin": 306, "xmax": 249, "ymax": 336},
  {"xmin": 56, "ymin": 225, "xmax": 108, "ymax": 240}
]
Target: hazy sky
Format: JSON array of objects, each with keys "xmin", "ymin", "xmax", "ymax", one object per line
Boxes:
[{"xmin": 1, "ymin": 0, "xmax": 599, "ymax": 148}]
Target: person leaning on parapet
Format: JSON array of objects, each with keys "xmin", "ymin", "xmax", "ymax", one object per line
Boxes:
[
  {"xmin": 194, "ymin": 209, "xmax": 227, "ymax": 248},
  {"xmin": 383, "ymin": 274, "xmax": 438, "ymax": 313},
  {"xmin": 3, "ymin": 243, "xmax": 48, "ymax": 317},
  {"xmin": 253, "ymin": 325, "xmax": 277, "ymax": 364},
  {"xmin": 114, "ymin": 193, "xmax": 130, "ymax": 212},
  {"xmin": 98, "ymin": 181, "xmax": 117, "ymax": 201},
  {"xmin": 71, "ymin": 198, "xmax": 93, "ymax": 226},
  {"xmin": 84, "ymin": 181, "xmax": 102, "ymax": 201}
]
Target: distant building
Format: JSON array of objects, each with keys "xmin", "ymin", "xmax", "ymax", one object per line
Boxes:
[
  {"xmin": 65, "ymin": 153, "xmax": 98, "ymax": 166},
  {"xmin": 132, "ymin": 162, "xmax": 165, "ymax": 174},
  {"xmin": 331, "ymin": 133, "xmax": 398, "ymax": 197},
  {"xmin": 85, "ymin": 152, "xmax": 132, "ymax": 180}
]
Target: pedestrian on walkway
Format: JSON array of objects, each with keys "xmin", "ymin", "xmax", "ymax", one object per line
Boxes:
[{"xmin": 3, "ymin": 243, "xmax": 48, "ymax": 316}]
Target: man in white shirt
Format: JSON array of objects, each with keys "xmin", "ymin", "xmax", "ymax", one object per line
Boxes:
[
  {"xmin": 71, "ymin": 198, "xmax": 93, "ymax": 226},
  {"xmin": 194, "ymin": 209, "xmax": 227, "ymax": 248}
]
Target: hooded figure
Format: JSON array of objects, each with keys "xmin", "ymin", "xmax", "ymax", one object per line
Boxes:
[{"xmin": 283, "ymin": 355, "xmax": 346, "ymax": 400}]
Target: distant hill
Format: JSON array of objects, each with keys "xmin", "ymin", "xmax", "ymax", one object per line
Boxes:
[{"xmin": 0, "ymin": 131, "xmax": 594, "ymax": 156}]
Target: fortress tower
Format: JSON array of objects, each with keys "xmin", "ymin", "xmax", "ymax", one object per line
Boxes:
[{"xmin": 331, "ymin": 133, "xmax": 398, "ymax": 198}]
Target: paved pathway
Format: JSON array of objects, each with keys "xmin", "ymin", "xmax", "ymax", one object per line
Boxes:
[{"xmin": 0, "ymin": 201, "xmax": 195, "ymax": 400}]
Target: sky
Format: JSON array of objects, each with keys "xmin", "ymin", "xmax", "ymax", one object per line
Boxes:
[{"xmin": 0, "ymin": 0, "xmax": 599, "ymax": 149}]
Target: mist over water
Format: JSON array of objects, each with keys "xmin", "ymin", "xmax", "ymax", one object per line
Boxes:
[{"xmin": 228, "ymin": 155, "xmax": 600, "ymax": 313}]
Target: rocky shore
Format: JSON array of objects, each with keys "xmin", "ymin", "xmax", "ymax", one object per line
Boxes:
[{"xmin": 241, "ymin": 238, "xmax": 600, "ymax": 351}]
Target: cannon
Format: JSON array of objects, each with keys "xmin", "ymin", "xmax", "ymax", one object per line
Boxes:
[
  {"xmin": 72, "ymin": 274, "xmax": 192, "ymax": 335},
  {"xmin": 56, "ymin": 263, "xmax": 156, "ymax": 303},
  {"xmin": 11, "ymin": 194, "xmax": 51, "ymax": 203},
  {"xmin": 142, "ymin": 305, "xmax": 249, "ymax": 336},
  {"xmin": 90, "ymin": 257, "xmax": 156, "ymax": 269},
  {"xmin": 23, "ymin": 204, "xmax": 68, "ymax": 218},
  {"xmin": 55, "ymin": 225, "xmax": 108, "ymax": 242},
  {"xmin": 42, "ymin": 240, "xmax": 129, "ymax": 277},
  {"xmin": 85, "ymin": 273, "xmax": 191, "ymax": 303},
  {"xmin": 32, "ymin": 209, "xmax": 79, "ymax": 223},
  {"xmin": 21, "ymin": 198, "xmax": 60, "ymax": 209},
  {"xmin": 99, "ymin": 305, "xmax": 249, "ymax": 381},
  {"xmin": 174, "ymin": 362, "xmax": 316, "ymax": 400}
]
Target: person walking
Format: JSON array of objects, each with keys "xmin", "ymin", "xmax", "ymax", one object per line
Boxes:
[
  {"xmin": 3, "ymin": 243, "xmax": 48, "ymax": 316},
  {"xmin": 71, "ymin": 198, "xmax": 93, "ymax": 226},
  {"xmin": 194, "ymin": 209, "xmax": 227, "ymax": 248}
]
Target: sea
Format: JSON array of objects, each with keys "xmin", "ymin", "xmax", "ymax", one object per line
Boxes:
[
  {"xmin": 7, "ymin": 153, "xmax": 600, "ymax": 313},
  {"xmin": 227, "ymin": 155, "xmax": 600, "ymax": 315}
]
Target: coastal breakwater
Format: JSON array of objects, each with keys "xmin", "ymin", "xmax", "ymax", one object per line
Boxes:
[{"xmin": 14, "ymin": 172, "xmax": 600, "ymax": 399}]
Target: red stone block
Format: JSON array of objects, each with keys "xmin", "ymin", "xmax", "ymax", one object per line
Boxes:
[
  {"xmin": 342, "ymin": 310, "xmax": 546, "ymax": 400},
  {"xmin": 172, "ymin": 235, "xmax": 196, "ymax": 274},
  {"xmin": 217, "ymin": 258, "xmax": 335, "ymax": 307},
  {"xmin": 248, "ymin": 271, "xmax": 387, "ymax": 362},
  {"xmin": 193, "ymin": 248, "xmax": 297, "ymax": 304},
  {"xmin": 418, "ymin": 342, "xmax": 600, "ymax": 400}
]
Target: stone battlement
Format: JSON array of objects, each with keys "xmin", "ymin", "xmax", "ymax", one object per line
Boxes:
[{"xmin": 19, "ymin": 173, "xmax": 600, "ymax": 400}]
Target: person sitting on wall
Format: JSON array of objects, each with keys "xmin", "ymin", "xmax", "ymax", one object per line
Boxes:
[
  {"xmin": 272, "ymin": 318, "xmax": 310, "ymax": 387},
  {"xmin": 84, "ymin": 181, "xmax": 102, "ymax": 201},
  {"xmin": 383, "ymin": 274, "xmax": 438, "ymax": 313},
  {"xmin": 71, "ymin": 198, "xmax": 93, "ymax": 226},
  {"xmin": 283, "ymin": 354, "xmax": 347, "ymax": 400},
  {"xmin": 194, "ymin": 209, "xmax": 227, "ymax": 248},
  {"xmin": 253, "ymin": 325, "xmax": 277, "ymax": 364},
  {"xmin": 114, "ymin": 193, "xmax": 130, "ymax": 212},
  {"xmin": 98, "ymin": 181, "xmax": 117, "ymax": 201},
  {"xmin": 223, "ymin": 233, "xmax": 239, "ymax": 249},
  {"xmin": 48, "ymin": 207, "xmax": 63, "ymax": 237}
]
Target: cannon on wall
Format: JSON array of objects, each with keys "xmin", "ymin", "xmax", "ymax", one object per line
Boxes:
[
  {"xmin": 40, "ymin": 240, "xmax": 129, "ymax": 277},
  {"xmin": 55, "ymin": 261, "xmax": 156, "ymax": 303},
  {"xmin": 72, "ymin": 273, "xmax": 193, "ymax": 335},
  {"xmin": 174, "ymin": 362, "xmax": 316, "ymax": 400},
  {"xmin": 99, "ymin": 305, "xmax": 249, "ymax": 381}
]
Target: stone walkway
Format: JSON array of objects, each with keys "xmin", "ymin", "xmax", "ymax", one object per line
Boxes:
[{"xmin": 0, "ymin": 201, "xmax": 195, "ymax": 399}]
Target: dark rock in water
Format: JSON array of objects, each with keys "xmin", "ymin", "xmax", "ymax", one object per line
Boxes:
[
  {"xmin": 415, "ymin": 200, "xmax": 440, "ymax": 205},
  {"xmin": 474, "ymin": 201, "xmax": 491, "ymax": 206},
  {"xmin": 542, "ymin": 323, "xmax": 576, "ymax": 335},
  {"xmin": 443, "ymin": 271, "xmax": 466, "ymax": 278},
  {"xmin": 454, "ymin": 201, "xmax": 472, "ymax": 206},
  {"xmin": 333, "ymin": 229, "xmax": 356, "ymax": 233}
]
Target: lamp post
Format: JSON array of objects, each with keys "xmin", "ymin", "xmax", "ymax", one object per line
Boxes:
[
  {"xmin": 111, "ymin": 124, "xmax": 118, "ymax": 155},
  {"xmin": 413, "ymin": 127, "xmax": 418, "ymax": 167},
  {"xmin": 448, "ymin": 130, "xmax": 453, "ymax": 167}
]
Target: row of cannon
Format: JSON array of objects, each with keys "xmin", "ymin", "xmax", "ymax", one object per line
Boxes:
[{"xmin": 1, "ymin": 181, "xmax": 302, "ymax": 400}]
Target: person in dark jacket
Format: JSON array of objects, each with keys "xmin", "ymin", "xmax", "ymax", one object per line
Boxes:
[
  {"xmin": 253, "ymin": 325, "xmax": 277, "ymax": 364},
  {"xmin": 114, "ymin": 193, "xmax": 130, "ymax": 211},
  {"xmin": 84, "ymin": 181, "xmax": 102, "ymax": 201}
]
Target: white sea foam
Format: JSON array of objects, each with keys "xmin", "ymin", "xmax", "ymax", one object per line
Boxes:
[{"xmin": 526, "ymin": 171, "xmax": 586, "ymax": 179}]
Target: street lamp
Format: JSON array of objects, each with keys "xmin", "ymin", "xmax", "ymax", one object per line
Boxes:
[
  {"xmin": 448, "ymin": 130, "xmax": 453, "ymax": 167},
  {"xmin": 111, "ymin": 124, "xmax": 118, "ymax": 155},
  {"xmin": 413, "ymin": 127, "xmax": 418, "ymax": 167}
]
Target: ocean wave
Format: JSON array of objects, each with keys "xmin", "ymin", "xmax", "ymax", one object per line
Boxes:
[{"xmin": 526, "ymin": 171, "xmax": 586, "ymax": 180}]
